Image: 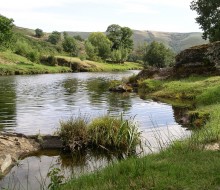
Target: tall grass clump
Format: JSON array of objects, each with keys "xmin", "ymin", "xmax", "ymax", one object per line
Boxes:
[
  {"xmin": 58, "ymin": 116, "xmax": 88, "ymax": 150},
  {"xmin": 87, "ymin": 115, "xmax": 141, "ymax": 153},
  {"xmin": 58, "ymin": 115, "xmax": 141, "ymax": 154}
]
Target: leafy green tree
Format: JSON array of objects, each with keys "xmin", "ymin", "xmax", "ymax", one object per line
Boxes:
[
  {"xmin": 35, "ymin": 28, "xmax": 44, "ymax": 38},
  {"xmin": 190, "ymin": 0, "xmax": 220, "ymax": 42},
  {"xmin": 73, "ymin": 35, "xmax": 83, "ymax": 41},
  {"xmin": 106, "ymin": 24, "xmax": 133, "ymax": 52},
  {"xmin": 0, "ymin": 15, "xmax": 14, "ymax": 49},
  {"xmin": 106, "ymin": 24, "xmax": 122, "ymax": 50},
  {"xmin": 86, "ymin": 32, "xmax": 112, "ymax": 61},
  {"xmin": 143, "ymin": 41, "xmax": 175, "ymax": 68},
  {"xmin": 48, "ymin": 31, "xmax": 61, "ymax": 45},
  {"xmin": 85, "ymin": 41, "xmax": 96, "ymax": 60},
  {"xmin": 128, "ymin": 42, "xmax": 148, "ymax": 63},
  {"xmin": 111, "ymin": 47, "xmax": 129, "ymax": 63},
  {"xmin": 62, "ymin": 34, "xmax": 78, "ymax": 56}
]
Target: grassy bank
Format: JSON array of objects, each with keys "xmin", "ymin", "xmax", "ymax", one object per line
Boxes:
[
  {"xmin": 59, "ymin": 75, "xmax": 220, "ymax": 189},
  {"xmin": 0, "ymin": 51, "xmax": 71, "ymax": 75},
  {"xmin": 56, "ymin": 56, "xmax": 143, "ymax": 72},
  {"xmin": 0, "ymin": 51, "xmax": 142, "ymax": 75}
]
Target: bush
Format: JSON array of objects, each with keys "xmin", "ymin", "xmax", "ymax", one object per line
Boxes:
[{"xmin": 47, "ymin": 55, "xmax": 58, "ymax": 66}]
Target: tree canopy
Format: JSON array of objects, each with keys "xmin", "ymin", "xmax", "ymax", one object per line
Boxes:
[
  {"xmin": 190, "ymin": 0, "xmax": 220, "ymax": 42},
  {"xmin": 0, "ymin": 15, "xmax": 14, "ymax": 49},
  {"xmin": 143, "ymin": 41, "xmax": 175, "ymax": 68},
  {"xmin": 62, "ymin": 34, "xmax": 78, "ymax": 56},
  {"xmin": 35, "ymin": 28, "xmax": 44, "ymax": 38},
  {"xmin": 48, "ymin": 31, "xmax": 61, "ymax": 45},
  {"xmin": 106, "ymin": 24, "xmax": 133, "ymax": 52},
  {"xmin": 85, "ymin": 32, "xmax": 112, "ymax": 61}
]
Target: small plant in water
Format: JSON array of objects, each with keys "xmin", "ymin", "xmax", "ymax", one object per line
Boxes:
[
  {"xmin": 47, "ymin": 168, "xmax": 64, "ymax": 190},
  {"xmin": 58, "ymin": 114, "xmax": 141, "ymax": 154},
  {"xmin": 87, "ymin": 115, "xmax": 141, "ymax": 153},
  {"xmin": 58, "ymin": 115, "xmax": 89, "ymax": 150}
]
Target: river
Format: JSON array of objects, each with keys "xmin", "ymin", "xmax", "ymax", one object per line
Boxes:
[{"xmin": 0, "ymin": 71, "xmax": 190, "ymax": 189}]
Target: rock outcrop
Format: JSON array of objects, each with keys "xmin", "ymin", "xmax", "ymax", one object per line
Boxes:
[
  {"xmin": 0, "ymin": 133, "xmax": 63, "ymax": 176},
  {"xmin": 174, "ymin": 41, "xmax": 220, "ymax": 77},
  {"xmin": 136, "ymin": 41, "xmax": 220, "ymax": 80},
  {"xmin": 0, "ymin": 133, "xmax": 39, "ymax": 175}
]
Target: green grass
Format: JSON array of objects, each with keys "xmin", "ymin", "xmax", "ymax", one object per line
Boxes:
[
  {"xmin": 58, "ymin": 116, "xmax": 88, "ymax": 150},
  {"xmin": 0, "ymin": 51, "xmax": 71, "ymax": 75},
  {"xmin": 59, "ymin": 75, "xmax": 220, "ymax": 190},
  {"xmin": 57, "ymin": 115, "xmax": 141, "ymax": 153},
  {"xmin": 61, "ymin": 149, "xmax": 220, "ymax": 190},
  {"xmin": 87, "ymin": 115, "xmax": 141, "ymax": 152},
  {"xmin": 0, "ymin": 62, "xmax": 71, "ymax": 75},
  {"xmin": 56, "ymin": 56, "xmax": 143, "ymax": 72}
]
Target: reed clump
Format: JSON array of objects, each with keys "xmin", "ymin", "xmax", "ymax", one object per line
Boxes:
[{"xmin": 58, "ymin": 115, "xmax": 141, "ymax": 153}]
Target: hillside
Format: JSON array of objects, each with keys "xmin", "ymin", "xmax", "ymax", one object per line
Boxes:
[
  {"xmin": 66, "ymin": 30, "xmax": 207, "ymax": 53},
  {"xmin": 14, "ymin": 26, "xmax": 207, "ymax": 53}
]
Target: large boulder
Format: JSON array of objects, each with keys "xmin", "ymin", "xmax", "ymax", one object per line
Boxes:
[{"xmin": 174, "ymin": 41, "xmax": 220, "ymax": 77}]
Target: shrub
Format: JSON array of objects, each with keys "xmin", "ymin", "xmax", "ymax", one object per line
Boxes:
[{"xmin": 47, "ymin": 55, "xmax": 58, "ymax": 66}]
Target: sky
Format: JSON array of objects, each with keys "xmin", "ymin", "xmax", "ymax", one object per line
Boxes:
[{"xmin": 0, "ymin": 0, "xmax": 201, "ymax": 33}]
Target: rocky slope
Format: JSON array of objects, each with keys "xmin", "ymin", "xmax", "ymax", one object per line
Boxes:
[{"xmin": 136, "ymin": 41, "xmax": 220, "ymax": 79}]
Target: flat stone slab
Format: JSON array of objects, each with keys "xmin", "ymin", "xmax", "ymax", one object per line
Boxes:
[
  {"xmin": 0, "ymin": 132, "xmax": 40, "ymax": 175},
  {"xmin": 0, "ymin": 133, "xmax": 63, "ymax": 176}
]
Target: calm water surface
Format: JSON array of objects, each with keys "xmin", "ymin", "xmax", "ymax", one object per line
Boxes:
[
  {"xmin": 0, "ymin": 71, "xmax": 180, "ymax": 134},
  {"xmin": 0, "ymin": 71, "xmax": 190, "ymax": 189}
]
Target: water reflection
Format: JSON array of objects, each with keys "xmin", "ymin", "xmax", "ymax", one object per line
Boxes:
[
  {"xmin": 0, "ymin": 149, "xmax": 125, "ymax": 190},
  {"xmin": 0, "ymin": 77, "xmax": 16, "ymax": 130}
]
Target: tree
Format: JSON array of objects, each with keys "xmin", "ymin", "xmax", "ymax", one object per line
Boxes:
[
  {"xmin": 106, "ymin": 24, "xmax": 133, "ymax": 52},
  {"xmin": 73, "ymin": 35, "xmax": 83, "ymax": 41},
  {"xmin": 62, "ymin": 34, "xmax": 78, "ymax": 56},
  {"xmin": 35, "ymin": 28, "xmax": 44, "ymax": 38},
  {"xmin": 0, "ymin": 15, "xmax": 14, "ymax": 49},
  {"xmin": 85, "ymin": 32, "xmax": 112, "ymax": 61},
  {"xmin": 111, "ymin": 47, "xmax": 129, "ymax": 63},
  {"xmin": 128, "ymin": 42, "xmax": 148, "ymax": 63},
  {"xmin": 143, "ymin": 41, "xmax": 175, "ymax": 68},
  {"xmin": 48, "ymin": 31, "xmax": 61, "ymax": 45},
  {"xmin": 85, "ymin": 41, "xmax": 96, "ymax": 60},
  {"xmin": 190, "ymin": 0, "xmax": 220, "ymax": 42}
]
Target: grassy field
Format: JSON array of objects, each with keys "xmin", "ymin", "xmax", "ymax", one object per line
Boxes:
[
  {"xmin": 0, "ymin": 51, "xmax": 142, "ymax": 75},
  {"xmin": 56, "ymin": 56, "xmax": 143, "ymax": 72},
  {"xmin": 59, "ymin": 75, "xmax": 220, "ymax": 190},
  {"xmin": 0, "ymin": 51, "xmax": 71, "ymax": 75}
]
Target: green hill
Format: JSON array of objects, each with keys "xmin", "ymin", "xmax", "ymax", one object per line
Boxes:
[
  {"xmin": 14, "ymin": 27, "xmax": 207, "ymax": 53},
  {"xmin": 66, "ymin": 30, "xmax": 207, "ymax": 53}
]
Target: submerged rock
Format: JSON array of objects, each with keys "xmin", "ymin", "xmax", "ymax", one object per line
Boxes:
[{"xmin": 109, "ymin": 84, "xmax": 133, "ymax": 92}]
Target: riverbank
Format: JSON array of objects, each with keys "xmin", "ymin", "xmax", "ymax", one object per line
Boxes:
[
  {"xmin": 0, "ymin": 51, "xmax": 142, "ymax": 75},
  {"xmin": 60, "ymin": 75, "xmax": 220, "ymax": 189}
]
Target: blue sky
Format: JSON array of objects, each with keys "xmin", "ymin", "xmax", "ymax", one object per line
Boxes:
[{"xmin": 0, "ymin": 0, "xmax": 201, "ymax": 33}]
